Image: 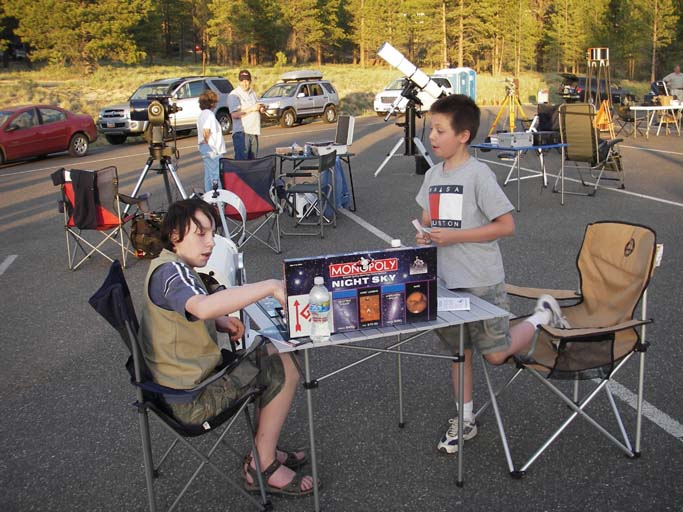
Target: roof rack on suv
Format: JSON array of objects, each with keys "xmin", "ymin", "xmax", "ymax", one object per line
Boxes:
[{"xmin": 280, "ymin": 70, "xmax": 323, "ymax": 82}]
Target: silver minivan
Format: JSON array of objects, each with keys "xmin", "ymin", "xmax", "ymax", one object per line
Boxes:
[{"xmin": 260, "ymin": 70, "xmax": 339, "ymax": 128}]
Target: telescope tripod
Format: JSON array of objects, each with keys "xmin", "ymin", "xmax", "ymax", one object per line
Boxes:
[
  {"xmin": 487, "ymin": 81, "xmax": 530, "ymax": 137},
  {"xmin": 374, "ymin": 102, "xmax": 434, "ymax": 176},
  {"xmin": 123, "ymin": 144, "xmax": 188, "ymax": 216}
]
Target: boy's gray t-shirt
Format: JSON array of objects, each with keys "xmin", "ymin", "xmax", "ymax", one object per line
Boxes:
[{"xmin": 415, "ymin": 157, "xmax": 514, "ymax": 289}]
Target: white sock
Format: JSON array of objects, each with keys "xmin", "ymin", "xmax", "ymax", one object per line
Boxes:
[
  {"xmin": 458, "ymin": 401, "xmax": 474, "ymax": 422},
  {"xmin": 525, "ymin": 310, "xmax": 551, "ymax": 328}
]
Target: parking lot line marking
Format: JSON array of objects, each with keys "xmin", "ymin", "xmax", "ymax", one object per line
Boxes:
[
  {"xmin": 339, "ymin": 207, "xmax": 683, "ymax": 442},
  {"xmin": 602, "ymin": 380, "xmax": 683, "ymax": 443},
  {"xmin": 0, "ymin": 255, "xmax": 17, "ymax": 276},
  {"xmin": 621, "ymin": 145, "xmax": 683, "ymax": 156},
  {"xmin": 482, "ymin": 158, "xmax": 683, "ymax": 208}
]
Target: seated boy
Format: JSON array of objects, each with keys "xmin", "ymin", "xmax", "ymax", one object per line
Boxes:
[
  {"xmin": 138, "ymin": 198, "xmax": 313, "ymax": 496},
  {"xmin": 414, "ymin": 95, "xmax": 569, "ymax": 454}
]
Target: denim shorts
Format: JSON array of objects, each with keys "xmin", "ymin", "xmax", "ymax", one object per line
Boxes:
[
  {"xmin": 170, "ymin": 352, "xmax": 284, "ymax": 426},
  {"xmin": 435, "ymin": 282, "xmax": 511, "ymax": 355}
]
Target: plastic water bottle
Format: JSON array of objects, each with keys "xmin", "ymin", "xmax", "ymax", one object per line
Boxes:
[{"xmin": 309, "ymin": 276, "xmax": 331, "ymax": 342}]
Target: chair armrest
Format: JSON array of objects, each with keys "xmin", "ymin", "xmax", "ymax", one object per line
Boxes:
[
  {"xmin": 119, "ymin": 193, "xmax": 151, "ymax": 213},
  {"xmin": 506, "ymin": 283, "xmax": 580, "ymax": 301},
  {"xmin": 539, "ymin": 318, "xmax": 652, "ymax": 339},
  {"xmin": 284, "ymin": 172, "xmax": 313, "ymax": 178}
]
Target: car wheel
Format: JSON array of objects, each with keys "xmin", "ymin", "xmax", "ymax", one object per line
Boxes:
[
  {"xmin": 0, "ymin": 149, "xmax": 5, "ymax": 165},
  {"xmin": 217, "ymin": 110, "xmax": 232, "ymax": 134},
  {"xmin": 69, "ymin": 133, "xmax": 89, "ymax": 157},
  {"xmin": 280, "ymin": 109, "xmax": 296, "ymax": 128},
  {"xmin": 323, "ymin": 104, "xmax": 337, "ymax": 123},
  {"xmin": 105, "ymin": 134, "xmax": 127, "ymax": 145},
  {"xmin": 176, "ymin": 129, "xmax": 192, "ymax": 137}
]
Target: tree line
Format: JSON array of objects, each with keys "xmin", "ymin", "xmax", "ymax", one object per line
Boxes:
[{"xmin": 1, "ymin": 0, "xmax": 681, "ymax": 81}]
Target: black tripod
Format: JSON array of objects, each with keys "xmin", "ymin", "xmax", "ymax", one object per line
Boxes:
[
  {"xmin": 374, "ymin": 83, "xmax": 434, "ymax": 176},
  {"xmin": 123, "ymin": 124, "xmax": 188, "ymax": 216}
]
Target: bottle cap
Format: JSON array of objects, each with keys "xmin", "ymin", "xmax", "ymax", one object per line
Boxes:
[
  {"xmin": 314, "ymin": 276, "xmax": 324, "ymax": 285},
  {"xmin": 390, "ymin": 239, "xmax": 401, "ymax": 248}
]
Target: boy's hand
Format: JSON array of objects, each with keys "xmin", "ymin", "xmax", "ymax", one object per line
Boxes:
[
  {"xmin": 216, "ymin": 316, "xmax": 245, "ymax": 341},
  {"xmin": 269, "ymin": 279, "xmax": 286, "ymax": 308},
  {"xmin": 428, "ymin": 228, "xmax": 454, "ymax": 246},
  {"xmin": 415, "ymin": 231, "xmax": 431, "ymax": 245}
]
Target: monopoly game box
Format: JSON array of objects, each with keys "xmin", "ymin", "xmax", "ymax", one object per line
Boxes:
[{"xmin": 283, "ymin": 246, "xmax": 437, "ymax": 339}]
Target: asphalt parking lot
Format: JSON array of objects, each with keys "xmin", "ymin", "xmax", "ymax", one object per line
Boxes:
[{"xmin": 1, "ymin": 110, "xmax": 682, "ymax": 512}]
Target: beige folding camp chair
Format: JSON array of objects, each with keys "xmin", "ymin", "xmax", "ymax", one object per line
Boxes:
[
  {"xmin": 555, "ymin": 103, "xmax": 625, "ymax": 201},
  {"xmin": 479, "ymin": 221, "xmax": 660, "ymax": 477}
]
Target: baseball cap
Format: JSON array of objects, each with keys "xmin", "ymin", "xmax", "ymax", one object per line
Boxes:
[{"xmin": 238, "ymin": 70, "xmax": 252, "ymax": 81}]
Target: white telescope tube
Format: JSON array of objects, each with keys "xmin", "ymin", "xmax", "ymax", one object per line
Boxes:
[{"xmin": 377, "ymin": 42, "xmax": 444, "ymax": 99}]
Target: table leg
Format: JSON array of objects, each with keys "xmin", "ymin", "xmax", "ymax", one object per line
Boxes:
[
  {"xmin": 343, "ymin": 155, "xmax": 357, "ymax": 212},
  {"xmin": 632, "ymin": 110, "xmax": 638, "ymax": 138},
  {"xmin": 304, "ymin": 350, "xmax": 321, "ymax": 511},
  {"xmin": 397, "ymin": 337, "xmax": 405, "ymax": 428},
  {"xmin": 457, "ymin": 324, "xmax": 464, "ymax": 486},
  {"xmin": 538, "ymin": 150, "xmax": 548, "ymax": 188},
  {"xmin": 516, "ymin": 154, "xmax": 521, "ymax": 212},
  {"xmin": 561, "ymin": 146, "xmax": 565, "ymax": 206}
]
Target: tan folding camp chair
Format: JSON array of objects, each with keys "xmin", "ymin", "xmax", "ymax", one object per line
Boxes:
[
  {"xmin": 555, "ymin": 103, "xmax": 625, "ymax": 201},
  {"xmin": 480, "ymin": 221, "xmax": 660, "ymax": 477}
]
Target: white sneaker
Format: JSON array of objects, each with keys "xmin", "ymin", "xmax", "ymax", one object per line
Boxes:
[
  {"xmin": 535, "ymin": 294, "xmax": 570, "ymax": 329},
  {"xmin": 437, "ymin": 417, "xmax": 478, "ymax": 454}
]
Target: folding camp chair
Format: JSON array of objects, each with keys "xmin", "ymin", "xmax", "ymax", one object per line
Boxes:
[
  {"xmin": 219, "ymin": 156, "xmax": 282, "ymax": 254},
  {"xmin": 88, "ymin": 261, "xmax": 271, "ymax": 512},
  {"xmin": 554, "ymin": 103, "xmax": 625, "ymax": 200},
  {"xmin": 614, "ymin": 102, "xmax": 646, "ymax": 137},
  {"xmin": 479, "ymin": 221, "xmax": 661, "ymax": 477},
  {"xmin": 280, "ymin": 150, "xmax": 337, "ymax": 238},
  {"xmin": 51, "ymin": 166, "xmax": 145, "ymax": 270}
]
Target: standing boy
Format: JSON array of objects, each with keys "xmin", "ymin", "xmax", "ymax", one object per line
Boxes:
[
  {"xmin": 196, "ymin": 90, "xmax": 226, "ymax": 191},
  {"xmin": 228, "ymin": 69, "xmax": 264, "ymax": 160},
  {"xmin": 414, "ymin": 95, "xmax": 569, "ymax": 454},
  {"xmin": 138, "ymin": 198, "xmax": 313, "ymax": 496}
]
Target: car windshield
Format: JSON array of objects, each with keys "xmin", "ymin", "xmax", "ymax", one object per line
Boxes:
[
  {"xmin": 431, "ymin": 77, "xmax": 451, "ymax": 88},
  {"xmin": 130, "ymin": 83, "xmax": 173, "ymax": 100},
  {"xmin": 262, "ymin": 83, "xmax": 298, "ymax": 98},
  {"xmin": 0, "ymin": 111, "xmax": 12, "ymax": 127},
  {"xmin": 386, "ymin": 79, "xmax": 407, "ymax": 90}
]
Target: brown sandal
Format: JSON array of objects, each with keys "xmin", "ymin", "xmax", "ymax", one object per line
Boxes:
[
  {"xmin": 244, "ymin": 458, "xmax": 315, "ymax": 497},
  {"xmin": 278, "ymin": 446, "xmax": 308, "ymax": 470}
]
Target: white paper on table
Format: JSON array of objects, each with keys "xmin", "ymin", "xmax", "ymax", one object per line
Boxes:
[{"xmin": 437, "ymin": 297, "xmax": 470, "ymax": 311}]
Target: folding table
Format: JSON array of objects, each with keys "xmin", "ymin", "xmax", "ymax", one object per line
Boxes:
[
  {"xmin": 470, "ymin": 142, "xmax": 567, "ymax": 210},
  {"xmin": 245, "ymin": 286, "xmax": 509, "ymax": 511}
]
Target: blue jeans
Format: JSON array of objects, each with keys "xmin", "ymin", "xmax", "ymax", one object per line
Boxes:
[
  {"xmin": 199, "ymin": 144, "xmax": 221, "ymax": 192},
  {"xmin": 232, "ymin": 131, "xmax": 259, "ymax": 160}
]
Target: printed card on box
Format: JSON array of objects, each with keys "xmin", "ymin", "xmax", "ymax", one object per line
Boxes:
[{"xmin": 283, "ymin": 246, "xmax": 437, "ymax": 339}]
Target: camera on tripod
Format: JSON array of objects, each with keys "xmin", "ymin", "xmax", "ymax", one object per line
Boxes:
[
  {"xmin": 503, "ymin": 78, "xmax": 518, "ymax": 96},
  {"xmin": 130, "ymin": 94, "xmax": 182, "ymax": 127},
  {"xmin": 130, "ymin": 94, "xmax": 181, "ymax": 159}
]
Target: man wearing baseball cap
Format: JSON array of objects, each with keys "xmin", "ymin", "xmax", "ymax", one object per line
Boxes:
[{"xmin": 228, "ymin": 69, "xmax": 264, "ymax": 159}]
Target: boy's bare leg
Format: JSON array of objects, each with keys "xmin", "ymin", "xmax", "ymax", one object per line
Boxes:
[
  {"xmin": 250, "ymin": 352, "xmax": 313, "ymax": 490},
  {"xmin": 484, "ymin": 321, "xmax": 536, "ymax": 366}
]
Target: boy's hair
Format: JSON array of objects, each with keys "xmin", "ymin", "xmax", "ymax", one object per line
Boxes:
[
  {"xmin": 429, "ymin": 94, "xmax": 480, "ymax": 144},
  {"xmin": 161, "ymin": 199, "xmax": 218, "ymax": 251}
]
